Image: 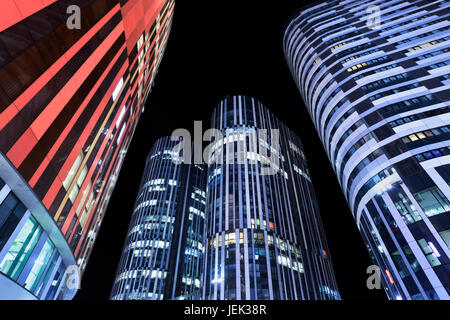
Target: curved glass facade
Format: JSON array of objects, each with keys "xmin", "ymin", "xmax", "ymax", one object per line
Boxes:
[
  {"xmin": 202, "ymin": 96, "xmax": 340, "ymax": 300},
  {"xmin": 111, "ymin": 137, "xmax": 206, "ymax": 300},
  {"xmin": 0, "ymin": 0, "xmax": 175, "ymax": 299},
  {"xmin": 0, "ymin": 177, "xmax": 72, "ymax": 300},
  {"xmin": 284, "ymin": 0, "xmax": 450, "ymax": 300}
]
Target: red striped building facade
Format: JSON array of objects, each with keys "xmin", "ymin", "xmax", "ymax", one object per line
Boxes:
[{"xmin": 0, "ymin": 0, "xmax": 174, "ymax": 299}]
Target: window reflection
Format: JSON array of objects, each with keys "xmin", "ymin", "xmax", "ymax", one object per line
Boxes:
[
  {"xmin": 24, "ymin": 239, "xmax": 54, "ymax": 291},
  {"xmin": 0, "ymin": 192, "xmax": 27, "ymax": 249},
  {"xmin": 0, "ymin": 216, "xmax": 41, "ymax": 280},
  {"xmin": 414, "ymin": 186, "xmax": 450, "ymax": 217}
]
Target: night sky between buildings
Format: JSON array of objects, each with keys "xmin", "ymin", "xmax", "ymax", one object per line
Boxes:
[{"xmin": 76, "ymin": 0, "xmax": 386, "ymax": 300}]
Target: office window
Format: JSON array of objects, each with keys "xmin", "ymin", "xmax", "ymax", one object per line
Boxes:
[
  {"xmin": 393, "ymin": 191, "xmax": 422, "ymax": 225},
  {"xmin": 0, "ymin": 192, "xmax": 27, "ymax": 250},
  {"xmin": 418, "ymin": 239, "xmax": 441, "ymax": 267},
  {"xmin": 414, "ymin": 186, "xmax": 450, "ymax": 217},
  {"xmin": 0, "ymin": 216, "xmax": 42, "ymax": 280},
  {"xmin": 439, "ymin": 230, "xmax": 450, "ymax": 249},
  {"xmin": 35, "ymin": 252, "xmax": 59, "ymax": 298},
  {"xmin": 24, "ymin": 239, "xmax": 55, "ymax": 292},
  {"xmin": 63, "ymin": 153, "xmax": 83, "ymax": 190},
  {"xmin": 44, "ymin": 263, "xmax": 65, "ymax": 300}
]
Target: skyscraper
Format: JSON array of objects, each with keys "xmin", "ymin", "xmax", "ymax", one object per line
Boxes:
[
  {"xmin": 111, "ymin": 137, "xmax": 206, "ymax": 300},
  {"xmin": 284, "ymin": 0, "xmax": 450, "ymax": 300},
  {"xmin": 0, "ymin": 0, "xmax": 174, "ymax": 299},
  {"xmin": 202, "ymin": 96, "xmax": 340, "ymax": 300}
]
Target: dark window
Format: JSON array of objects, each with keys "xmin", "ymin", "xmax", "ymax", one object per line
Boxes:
[{"xmin": 0, "ymin": 193, "xmax": 27, "ymax": 250}]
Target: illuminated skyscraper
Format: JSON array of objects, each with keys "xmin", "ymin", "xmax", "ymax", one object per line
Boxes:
[
  {"xmin": 284, "ymin": 0, "xmax": 450, "ymax": 299},
  {"xmin": 0, "ymin": 0, "xmax": 174, "ymax": 299},
  {"xmin": 202, "ymin": 96, "xmax": 340, "ymax": 300},
  {"xmin": 111, "ymin": 137, "xmax": 206, "ymax": 300}
]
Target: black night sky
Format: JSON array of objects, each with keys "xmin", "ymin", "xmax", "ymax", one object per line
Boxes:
[{"xmin": 75, "ymin": 0, "xmax": 386, "ymax": 300}]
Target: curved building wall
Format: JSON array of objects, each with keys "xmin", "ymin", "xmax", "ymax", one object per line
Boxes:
[
  {"xmin": 202, "ymin": 95, "xmax": 340, "ymax": 300},
  {"xmin": 0, "ymin": 0, "xmax": 175, "ymax": 298},
  {"xmin": 111, "ymin": 137, "xmax": 206, "ymax": 300},
  {"xmin": 0, "ymin": 175, "xmax": 73, "ymax": 300},
  {"xmin": 284, "ymin": 0, "xmax": 450, "ymax": 300}
]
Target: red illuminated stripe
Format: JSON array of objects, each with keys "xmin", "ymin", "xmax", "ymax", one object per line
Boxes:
[
  {"xmin": 29, "ymin": 44, "xmax": 127, "ymax": 187},
  {"xmin": 121, "ymin": 0, "xmax": 167, "ymax": 54},
  {"xmin": 41, "ymin": 0, "xmax": 58, "ymax": 5},
  {"xmin": 0, "ymin": 0, "xmax": 26, "ymax": 33},
  {"xmin": 74, "ymin": 111, "xmax": 136, "ymax": 254},
  {"xmin": 42, "ymin": 177, "xmax": 60, "ymax": 210},
  {"xmin": 385, "ymin": 269, "xmax": 395, "ymax": 284},
  {"xmin": 30, "ymin": 24, "xmax": 124, "ymax": 141},
  {"xmin": 0, "ymin": 104, "xmax": 20, "ymax": 133},
  {"xmin": 59, "ymin": 66, "xmax": 128, "ymax": 185},
  {"xmin": 127, "ymin": 2, "xmax": 173, "ymax": 73},
  {"xmin": 42, "ymin": 60, "xmax": 129, "ymax": 211},
  {"xmin": 41, "ymin": 145, "xmax": 82, "ymax": 210},
  {"xmin": 6, "ymin": 129, "xmax": 38, "ymax": 167},
  {"xmin": 15, "ymin": 0, "xmax": 56, "ymax": 19},
  {"xmin": 73, "ymin": 159, "xmax": 118, "ymax": 255},
  {"xmin": 62, "ymin": 92, "xmax": 131, "ymax": 236},
  {"xmin": 74, "ymin": 103, "xmax": 141, "ymax": 257},
  {"xmin": 72, "ymin": 69, "xmax": 144, "ymax": 251},
  {"xmin": 29, "ymin": 157, "xmax": 50, "ymax": 188},
  {"xmin": 68, "ymin": 107, "xmax": 130, "ymax": 242},
  {"xmin": 75, "ymin": 98, "xmax": 141, "ymax": 256},
  {"xmin": 0, "ymin": 4, "xmax": 120, "ymax": 132},
  {"xmin": 7, "ymin": 23, "xmax": 124, "ymax": 169},
  {"xmin": 128, "ymin": 14, "xmax": 171, "ymax": 98},
  {"xmin": 144, "ymin": 0, "xmax": 167, "ymax": 30}
]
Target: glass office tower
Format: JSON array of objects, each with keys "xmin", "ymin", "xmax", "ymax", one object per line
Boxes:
[
  {"xmin": 202, "ymin": 95, "xmax": 340, "ymax": 300},
  {"xmin": 0, "ymin": 0, "xmax": 174, "ymax": 299},
  {"xmin": 111, "ymin": 137, "xmax": 206, "ymax": 300},
  {"xmin": 284, "ymin": 0, "xmax": 450, "ymax": 299}
]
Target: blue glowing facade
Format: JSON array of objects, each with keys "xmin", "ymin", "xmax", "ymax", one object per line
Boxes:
[
  {"xmin": 111, "ymin": 137, "xmax": 206, "ymax": 300},
  {"xmin": 284, "ymin": 0, "xmax": 450, "ymax": 300},
  {"xmin": 202, "ymin": 96, "xmax": 340, "ymax": 300}
]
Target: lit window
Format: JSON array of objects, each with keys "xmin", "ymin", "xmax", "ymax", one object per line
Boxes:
[
  {"xmin": 112, "ymin": 78, "xmax": 124, "ymax": 101},
  {"xmin": 417, "ymin": 132, "xmax": 426, "ymax": 139},
  {"xmin": 115, "ymin": 105, "xmax": 127, "ymax": 128}
]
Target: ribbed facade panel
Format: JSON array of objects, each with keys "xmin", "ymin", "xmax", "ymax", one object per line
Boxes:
[
  {"xmin": 202, "ymin": 96, "xmax": 340, "ymax": 300},
  {"xmin": 0, "ymin": 0, "xmax": 174, "ymax": 299},
  {"xmin": 284, "ymin": 0, "xmax": 450, "ymax": 300},
  {"xmin": 111, "ymin": 137, "xmax": 206, "ymax": 300}
]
